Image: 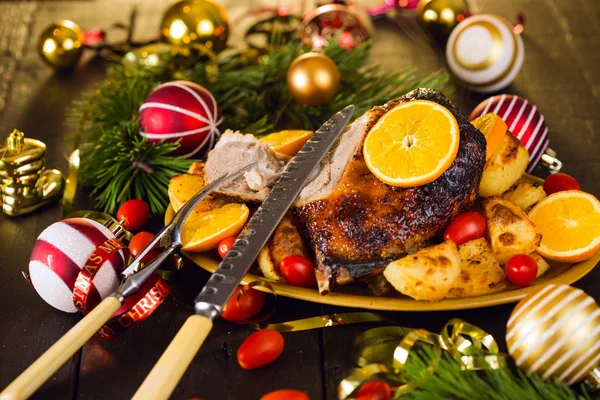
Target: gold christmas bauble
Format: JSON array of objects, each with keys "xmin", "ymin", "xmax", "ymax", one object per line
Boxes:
[
  {"xmin": 38, "ymin": 20, "xmax": 84, "ymax": 69},
  {"xmin": 160, "ymin": 0, "xmax": 229, "ymax": 54},
  {"xmin": 287, "ymin": 53, "xmax": 341, "ymax": 106},
  {"xmin": 417, "ymin": 0, "xmax": 468, "ymax": 42},
  {"xmin": 506, "ymin": 284, "xmax": 600, "ymax": 384}
]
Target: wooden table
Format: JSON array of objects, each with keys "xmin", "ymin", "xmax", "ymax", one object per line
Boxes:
[{"xmin": 1, "ymin": 0, "xmax": 599, "ymax": 399}]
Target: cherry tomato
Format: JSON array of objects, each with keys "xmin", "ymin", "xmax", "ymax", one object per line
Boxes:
[
  {"xmin": 222, "ymin": 286, "xmax": 266, "ymax": 322},
  {"xmin": 543, "ymin": 173, "xmax": 581, "ymax": 195},
  {"xmin": 443, "ymin": 212, "xmax": 487, "ymax": 245},
  {"xmin": 280, "ymin": 255, "xmax": 317, "ymax": 287},
  {"xmin": 129, "ymin": 232, "xmax": 159, "ymax": 264},
  {"xmin": 356, "ymin": 380, "xmax": 392, "ymax": 400},
  {"xmin": 218, "ymin": 236, "xmax": 237, "ymax": 258},
  {"xmin": 505, "ymin": 254, "xmax": 538, "ymax": 286},
  {"xmin": 260, "ymin": 389, "xmax": 309, "ymax": 400},
  {"xmin": 116, "ymin": 199, "xmax": 150, "ymax": 231},
  {"xmin": 237, "ymin": 329, "xmax": 284, "ymax": 370}
]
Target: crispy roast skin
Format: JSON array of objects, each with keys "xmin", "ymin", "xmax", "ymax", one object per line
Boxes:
[{"xmin": 297, "ymin": 89, "xmax": 487, "ymax": 294}]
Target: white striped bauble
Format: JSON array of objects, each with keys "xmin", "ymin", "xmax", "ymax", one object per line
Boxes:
[
  {"xmin": 446, "ymin": 14, "xmax": 524, "ymax": 93},
  {"xmin": 469, "ymin": 94, "xmax": 550, "ymax": 173},
  {"xmin": 139, "ymin": 81, "xmax": 222, "ymax": 158},
  {"xmin": 506, "ymin": 284, "xmax": 600, "ymax": 384},
  {"xmin": 28, "ymin": 218, "xmax": 127, "ymax": 313}
]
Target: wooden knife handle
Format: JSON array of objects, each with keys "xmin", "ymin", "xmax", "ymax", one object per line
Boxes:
[
  {"xmin": 0, "ymin": 296, "xmax": 121, "ymax": 400},
  {"xmin": 131, "ymin": 315, "xmax": 213, "ymax": 400}
]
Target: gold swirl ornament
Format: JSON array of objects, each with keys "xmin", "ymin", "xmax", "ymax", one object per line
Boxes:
[
  {"xmin": 506, "ymin": 284, "xmax": 600, "ymax": 388},
  {"xmin": 445, "ymin": 14, "xmax": 524, "ymax": 93}
]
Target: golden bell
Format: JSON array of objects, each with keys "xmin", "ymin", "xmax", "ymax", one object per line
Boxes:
[
  {"xmin": 287, "ymin": 52, "xmax": 341, "ymax": 106},
  {"xmin": 160, "ymin": 0, "xmax": 229, "ymax": 54},
  {"xmin": 38, "ymin": 20, "xmax": 84, "ymax": 69},
  {"xmin": 506, "ymin": 284, "xmax": 600, "ymax": 386},
  {"xmin": 0, "ymin": 130, "xmax": 65, "ymax": 216}
]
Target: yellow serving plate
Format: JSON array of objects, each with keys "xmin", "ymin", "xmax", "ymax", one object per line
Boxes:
[{"xmin": 165, "ymin": 174, "xmax": 600, "ymax": 312}]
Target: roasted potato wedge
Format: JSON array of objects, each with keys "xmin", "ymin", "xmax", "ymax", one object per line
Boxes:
[
  {"xmin": 446, "ymin": 238, "xmax": 508, "ymax": 298},
  {"xmin": 483, "ymin": 197, "xmax": 542, "ymax": 264},
  {"xmin": 479, "ymin": 132, "xmax": 529, "ymax": 197},
  {"xmin": 502, "ymin": 181, "xmax": 546, "ymax": 212},
  {"xmin": 258, "ymin": 246, "xmax": 284, "ymax": 282},
  {"xmin": 530, "ymin": 252, "xmax": 551, "ymax": 278},
  {"xmin": 168, "ymin": 173, "xmax": 226, "ymax": 213},
  {"xmin": 187, "ymin": 161, "xmax": 205, "ymax": 175},
  {"xmin": 258, "ymin": 216, "xmax": 308, "ymax": 282},
  {"xmin": 383, "ymin": 241, "xmax": 460, "ymax": 301}
]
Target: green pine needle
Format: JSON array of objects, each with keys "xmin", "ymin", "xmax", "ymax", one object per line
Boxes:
[{"xmin": 72, "ymin": 38, "xmax": 452, "ymax": 214}]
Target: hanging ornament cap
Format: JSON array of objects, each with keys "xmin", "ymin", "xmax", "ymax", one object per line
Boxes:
[
  {"xmin": 0, "ymin": 130, "xmax": 65, "ymax": 216},
  {"xmin": 446, "ymin": 14, "xmax": 524, "ymax": 93},
  {"xmin": 470, "ymin": 94, "xmax": 562, "ymax": 173}
]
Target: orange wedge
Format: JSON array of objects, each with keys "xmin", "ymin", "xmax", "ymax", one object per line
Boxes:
[
  {"xmin": 363, "ymin": 100, "xmax": 460, "ymax": 187},
  {"xmin": 260, "ymin": 130, "xmax": 313, "ymax": 156},
  {"xmin": 528, "ymin": 190, "xmax": 600, "ymax": 262},
  {"xmin": 181, "ymin": 203, "xmax": 249, "ymax": 252},
  {"xmin": 471, "ymin": 113, "xmax": 507, "ymax": 160}
]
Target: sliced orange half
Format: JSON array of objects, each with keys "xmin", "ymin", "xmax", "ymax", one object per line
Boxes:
[
  {"xmin": 363, "ymin": 100, "xmax": 460, "ymax": 187},
  {"xmin": 528, "ymin": 190, "xmax": 600, "ymax": 262},
  {"xmin": 471, "ymin": 113, "xmax": 507, "ymax": 160},
  {"xmin": 181, "ymin": 203, "xmax": 249, "ymax": 252},
  {"xmin": 260, "ymin": 130, "xmax": 314, "ymax": 156}
]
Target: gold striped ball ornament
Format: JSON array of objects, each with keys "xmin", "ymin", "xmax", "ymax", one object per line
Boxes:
[
  {"xmin": 446, "ymin": 14, "xmax": 524, "ymax": 93},
  {"xmin": 506, "ymin": 284, "xmax": 600, "ymax": 385}
]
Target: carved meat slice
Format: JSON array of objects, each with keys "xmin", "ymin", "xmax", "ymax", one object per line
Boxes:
[{"xmin": 295, "ymin": 89, "xmax": 487, "ymax": 294}]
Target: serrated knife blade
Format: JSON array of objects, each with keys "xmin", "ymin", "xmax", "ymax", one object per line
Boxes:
[{"xmin": 194, "ymin": 104, "xmax": 354, "ymax": 317}]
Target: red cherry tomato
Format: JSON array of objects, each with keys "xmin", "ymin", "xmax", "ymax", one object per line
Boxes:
[
  {"xmin": 218, "ymin": 236, "xmax": 237, "ymax": 258},
  {"xmin": 129, "ymin": 232, "xmax": 159, "ymax": 264},
  {"xmin": 117, "ymin": 199, "xmax": 150, "ymax": 231},
  {"xmin": 443, "ymin": 212, "xmax": 487, "ymax": 245},
  {"xmin": 237, "ymin": 329, "xmax": 284, "ymax": 370},
  {"xmin": 505, "ymin": 254, "xmax": 538, "ymax": 286},
  {"xmin": 260, "ymin": 389, "xmax": 309, "ymax": 400},
  {"xmin": 280, "ymin": 255, "xmax": 317, "ymax": 287},
  {"xmin": 222, "ymin": 286, "xmax": 266, "ymax": 322},
  {"xmin": 543, "ymin": 173, "xmax": 581, "ymax": 195},
  {"xmin": 356, "ymin": 380, "xmax": 392, "ymax": 400}
]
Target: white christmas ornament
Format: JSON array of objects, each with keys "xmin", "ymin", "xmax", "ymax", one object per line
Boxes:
[
  {"xmin": 446, "ymin": 14, "xmax": 524, "ymax": 93},
  {"xmin": 29, "ymin": 218, "xmax": 127, "ymax": 313}
]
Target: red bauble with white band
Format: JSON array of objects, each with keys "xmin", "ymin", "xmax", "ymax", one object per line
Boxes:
[
  {"xmin": 139, "ymin": 81, "xmax": 222, "ymax": 158},
  {"xmin": 470, "ymin": 94, "xmax": 562, "ymax": 173},
  {"xmin": 29, "ymin": 218, "xmax": 128, "ymax": 313}
]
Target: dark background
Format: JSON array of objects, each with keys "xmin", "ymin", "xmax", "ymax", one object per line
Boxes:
[{"xmin": 1, "ymin": 0, "xmax": 599, "ymax": 399}]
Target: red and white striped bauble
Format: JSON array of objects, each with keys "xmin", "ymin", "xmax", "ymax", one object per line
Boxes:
[
  {"xmin": 470, "ymin": 94, "xmax": 548, "ymax": 173},
  {"xmin": 139, "ymin": 81, "xmax": 222, "ymax": 158},
  {"xmin": 29, "ymin": 218, "xmax": 127, "ymax": 313}
]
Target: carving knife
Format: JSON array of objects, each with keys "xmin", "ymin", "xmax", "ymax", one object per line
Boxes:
[
  {"xmin": 131, "ymin": 104, "xmax": 355, "ymax": 400},
  {"xmin": 0, "ymin": 163, "xmax": 257, "ymax": 400}
]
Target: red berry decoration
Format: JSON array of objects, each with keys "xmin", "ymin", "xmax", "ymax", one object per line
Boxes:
[
  {"xmin": 129, "ymin": 232, "xmax": 159, "ymax": 264},
  {"xmin": 222, "ymin": 286, "xmax": 266, "ymax": 322},
  {"xmin": 139, "ymin": 81, "xmax": 222, "ymax": 158},
  {"xmin": 543, "ymin": 173, "xmax": 581, "ymax": 195},
  {"xmin": 237, "ymin": 329, "xmax": 284, "ymax": 370},
  {"xmin": 505, "ymin": 254, "xmax": 538, "ymax": 287},
  {"xmin": 116, "ymin": 199, "xmax": 150, "ymax": 231},
  {"xmin": 443, "ymin": 212, "xmax": 487, "ymax": 246},
  {"xmin": 217, "ymin": 236, "xmax": 237, "ymax": 259},
  {"xmin": 356, "ymin": 380, "xmax": 392, "ymax": 400},
  {"xmin": 280, "ymin": 255, "xmax": 317, "ymax": 287},
  {"xmin": 261, "ymin": 390, "xmax": 309, "ymax": 400}
]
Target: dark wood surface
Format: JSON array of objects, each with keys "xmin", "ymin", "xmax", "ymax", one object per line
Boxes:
[{"xmin": 1, "ymin": 0, "xmax": 599, "ymax": 399}]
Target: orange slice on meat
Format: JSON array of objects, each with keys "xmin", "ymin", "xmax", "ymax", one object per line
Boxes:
[
  {"xmin": 260, "ymin": 130, "xmax": 314, "ymax": 156},
  {"xmin": 528, "ymin": 190, "xmax": 600, "ymax": 262},
  {"xmin": 471, "ymin": 113, "xmax": 508, "ymax": 160},
  {"xmin": 181, "ymin": 203, "xmax": 249, "ymax": 252},
  {"xmin": 363, "ymin": 100, "xmax": 460, "ymax": 187}
]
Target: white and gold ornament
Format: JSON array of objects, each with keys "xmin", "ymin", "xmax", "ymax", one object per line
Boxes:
[
  {"xmin": 446, "ymin": 14, "xmax": 524, "ymax": 93},
  {"xmin": 506, "ymin": 284, "xmax": 600, "ymax": 385}
]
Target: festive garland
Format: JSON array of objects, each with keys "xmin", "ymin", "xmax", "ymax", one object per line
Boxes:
[{"xmin": 71, "ymin": 39, "xmax": 451, "ymax": 214}]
